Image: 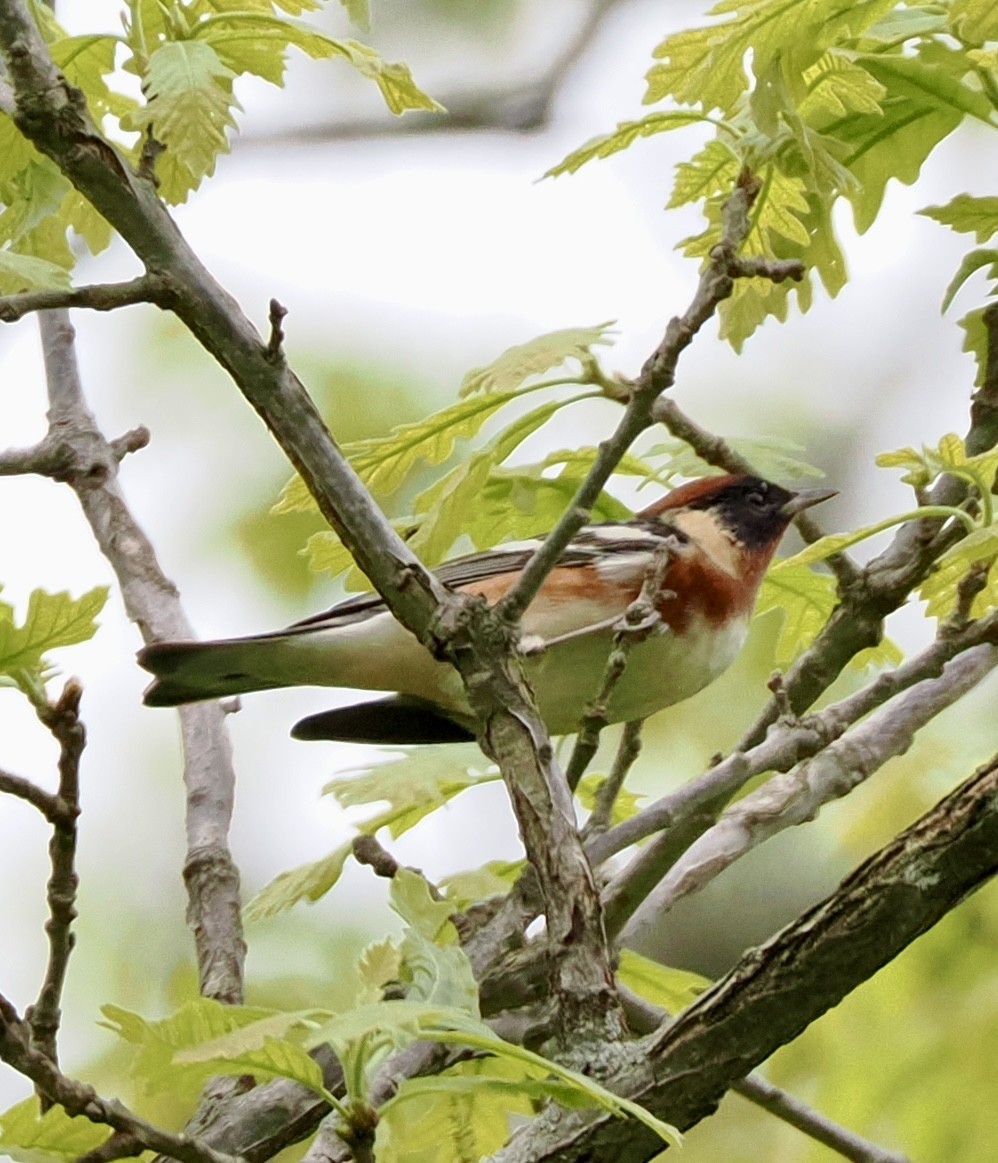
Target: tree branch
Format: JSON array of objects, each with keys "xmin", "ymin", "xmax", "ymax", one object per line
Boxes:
[
  {"xmin": 0, "ymin": 275, "xmax": 163, "ymax": 323},
  {"xmin": 0, "ymin": 994, "xmax": 242, "ymax": 1163},
  {"xmin": 26, "ymin": 679, "xmax": 85, "ymax": 1069},
  {"xmin": 488, "ymin": 751, "xmax": 998, "ymax": 1161},
  {"xmin": 35, "ymin": 310, "xmax": 246, "ymax": 1004},
  {"xmin": 0, "ymin": 3, "xmax": 624, "ymax": 1049}
]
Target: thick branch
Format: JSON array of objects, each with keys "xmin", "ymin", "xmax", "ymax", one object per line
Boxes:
[
  {"xmin": 489, "ymin": 751, "xmax": 998, "ymax": 1161},
  {"xmin": 622, "ymin": 642, "xmax": 998, "ymax": 942}
]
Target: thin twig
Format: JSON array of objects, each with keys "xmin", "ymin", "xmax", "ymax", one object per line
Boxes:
[
  {"xmin": 565, "ymin": 541, "xmax": 676, "ymax": 790},
  {"xmin": 0, "ymin": 768, "xmax": 70, "ymax": 823},
  {"xmin": 26, "ymin": 679, "xmax": 85, "ymax": 1069},
  {"xmin": 0, "ymin": 994, "xmax": 242, "ymax": 1163},
  {"xmin": 590, "ymin": 608, "xmax": 998, "ymax": 869},
  {"xmin": 581, "ymin": 719, "xmax": 644, "ymax": 840},
  {"xmin": 734, "ymin": 1075, "xmax": 911, "ymax": 1163},
  {"xmin": 0, "ymin": 275, "xmax": 164, "ymax": 323},
  {"xmin": 496, "ymin": 171, "xmax": 794, "ymax": 626}
]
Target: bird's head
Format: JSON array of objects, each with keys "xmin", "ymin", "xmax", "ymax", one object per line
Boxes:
[{"xmin": 638, "ymin": 473, "xmax": 837, "ymax": 597}]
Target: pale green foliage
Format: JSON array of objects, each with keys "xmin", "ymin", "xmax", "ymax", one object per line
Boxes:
[
  {"xmin": 458, "ymin": 322, "xmax": 617, "ymax": 396},
  {"xmin": 276, "ymin": 325, "xmax": 626, "ymax": 585},
  {"xmin": 0, "ymin": 585, "xmax": 108, "ymax": 697},
  {"xmin": 575, "ymin": 772, "xmax": 644, "ymax": 827},
  {"xmin": 0, "ymin": 1, "xmax": 441, "ymax": 268},
  {"xmin": 245, "ymin": 750, "xmax": 501, "ymax": 919},
  {"xmin": 875, "ymin": 434, "xmax": 998, "ymax": 619},
  {"xmin": 546, "ymin": 0, "xmax": 998, "ymax": 348},
  {"xmin": 0, "ymin": 1098, "xmax": 112, "ymax": 1163},
  {"xmin": 103, "ymin": 882, "xmax": 680, "ymax": 1152},
  {"xmin": 616, "ymin": 949, "xmax": 711, "ymax": 1015}
]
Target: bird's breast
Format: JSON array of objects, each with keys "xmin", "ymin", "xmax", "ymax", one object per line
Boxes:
[{"xmin": 526, "ymin": 610, "xmax": 750, "ymax": 736}]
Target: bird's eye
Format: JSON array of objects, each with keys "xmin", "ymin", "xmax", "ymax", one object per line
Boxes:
[{"xmin": 747, "ymin": 489, "xmax": 768, "ymax": 508}]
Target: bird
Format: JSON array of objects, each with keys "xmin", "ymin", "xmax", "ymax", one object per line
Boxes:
[{"xmin": 138, "ymin": 474, "xmax": 834, "ymax": 744}]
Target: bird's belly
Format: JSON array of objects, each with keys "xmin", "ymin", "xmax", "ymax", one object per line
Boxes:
[{"xmin": 526, "ymin": 613, "xmax": 749, "ymax": 736}]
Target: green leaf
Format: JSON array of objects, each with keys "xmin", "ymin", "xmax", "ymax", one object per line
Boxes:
[
  {"xmin": 0, "ymin": 586, "xmax": 107, "ymax": 688},
  {"xmin": 0, "ymin": 248, "xmax": 72, "ymax": 294},
  {"xmin": 756, "ymin": 561, "xmax": 837, "ymax": 667},
  {"xmin": 800, "ymin": 52, "xmax": 886, "ymax": 119},
  {"xmin": 0, "ymin": 1098, "xmax": 112, "ymax": 1163},
  {"xmin": 545, "ymin": 112, "xmax": 715, "ymax": 178},
  {"xmin": 919, "ymin": 526, "xmax": 998, "ymax": 619},
  {"xmin": 100, "ymin": 998, "xmax": 293, "ymax": 1095},
  {"xmin": 408, "ymin": 396, "xmax": 592, "ymax": 565},
  {"xmin": 644, "ymin": 0, "xmax": 895, "ymax": 116},
  {"xmin": 668, "ymin": 138, "xmax": 739, "ymax": 209},
  {"xmin": 616, "ymin": 949, "xmax": 711, "ymax": 1015},
  {"xmin": 124, "ymin": 40, "xmax": 239, "ymax": 204},
  {"xmin": 959, "ymin": 306, "xmax": 990, "ymax": 388},
  {"xmin": 172, "ymin": 1014, "xmax": 327, "ymax": 1094},
  {"xmin": 575, "ymin": 773, "xmax": 644, "ymax": 826},
  {"xmin": 940, "ymin": 248, "xmax": 998, "ymax": 313},
  {"xmin": 332, "ymin": 38, "xmax": 443, "ymax": 115},
  {"xmin": 875, "ymin": 444, "xmax": 933, "ymax": 487},
  {"xmin": 355, "ymin": 937, "xmax": 402, "ymax": 1000},
  {"xmin": 338, "ymin": 0, "xmax": 371, "ymax": 33},
  {"xmin": 277, "ymin": 385, "xmax": 549, "ymax": 511},
  {"xmin": 948, "ymin": 0, "xmax": 998, "ymax": 44},
  {"xmin": 920, "ymin": 194, "xmax": 998, "ymax": 244},
  {"xmin": 243, "ymin": 843, "xmax": 352, "ymax": 922},
  {"xmin": 459, "ymin": 323, "xmax": 616, "ymax": 397},
  {"xmin": 328, "ymin": 750, "xmax": 500, "ymax": 840},
  {"xmin": 312, "ymin": 1002, "xmax": 682, "ymax": 1147},
  {"xmin": 833, "ymin": 50, "xmax": 989, "ymax": 232},
  {"xmin": 440, "ymin": 860, "xmax": 525, "ymax": 908},
  {"xmin": 391, "ymin": 867, "xmax": 459, "ymax": 946}
]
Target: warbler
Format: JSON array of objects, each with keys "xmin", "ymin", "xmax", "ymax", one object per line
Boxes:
[{"xmin": 139, "ymin": 474, "xmax": 834, "ymax": 743}]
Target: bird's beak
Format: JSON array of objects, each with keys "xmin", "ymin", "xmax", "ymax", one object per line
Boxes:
[{"xmin": 781, "ymin": 487, "xmax": 838, "ymax": 517}]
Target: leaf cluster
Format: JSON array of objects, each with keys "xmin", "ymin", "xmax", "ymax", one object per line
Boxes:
[
  {"xmin": 548, "ymin": 0, "xmax": 998, "ymax": 348},
  {"xmin": 0, "ymin": 585, "xmax": 107, "ymax": 703},
  {"xmin": 0, "ymin": 0, "xmax": 441, "ymax": 290}
]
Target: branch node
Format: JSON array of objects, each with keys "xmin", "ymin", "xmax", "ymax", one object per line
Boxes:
[{"xmin": 266, "ymin": 298, "xmax": 288, "ymax": 361}]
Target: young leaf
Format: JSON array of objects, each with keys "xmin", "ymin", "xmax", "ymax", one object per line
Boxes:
[
  {"xmin": 124, "ymin": 40, "xmax": 239, "ymax": 204},
  {"xmin": 0, "ymin": 249, "xmax": 72, "ymax": 294},
  {"xmin": 919, "ymin": 526, "xmax": 998, "ymax": 619},
  {"xmin": 243, "ymin": 843, "xmax": 352, "ymax": 922},
  {"xmin": 756, "ymin": 561, "xmax": 837, "ymax": 667},
  {"xmin": 545, "ymin": 112, "xmax": 715, "ymax": 178},
  {"xmin": 575, "ymin": 773, "xmax": 644, "ymax": 826},
  {"xmin": 172, "ymin": 1018, "xmax": 327, "ymax": 1095},
  {"xmin": 920, "ymin": 194, "xmax": 998, "ymax": 243},
  {"xmin": 616, "ymin": 948, "xmax": 711, "ymax": 1015},
  {"xmin": 407, "ymin": 396, "xmax": 593, "ymax": 564},
  {"xmin": 940, "ymin": 248, "xmax": 998, "ymax": 313},
  {"xmin": 0, "ymin": 586, "xmax": 108, "ymax": 687},
  {"xmin": 100, "ymin": 998, "xmax": 291, "ymax": 1095},
  {"xmin": 275, "ymin": 385, "xmax": 549, "ymax": 510},
  {"xmin": 0, "ymin": 1097, "xmax": 112, "ymax": 1163},
  {"xmin": 459, "ymin": 323, "xmax": 616, "ymax": 397},
  {"xmin": 440, "ymin": 860, "xmax": 524, "ymax": 908},
  {"xmin": 391, "ymin": 867, "xmax": 459, "ymax": 946}
]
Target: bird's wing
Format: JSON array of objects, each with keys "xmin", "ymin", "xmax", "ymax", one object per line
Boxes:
[{"xmin": 282, "ymin": 522, "xmax": 684, "ymax": 638}]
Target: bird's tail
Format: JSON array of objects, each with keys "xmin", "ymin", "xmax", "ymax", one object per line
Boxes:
[{"xmin": 138, "ymin": 635, "xmax": 304, "ymax": 706}]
